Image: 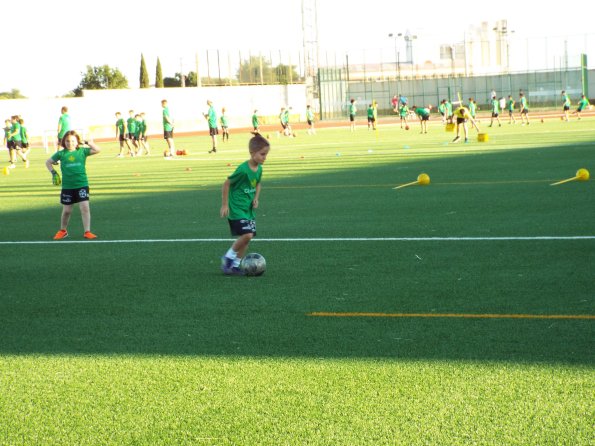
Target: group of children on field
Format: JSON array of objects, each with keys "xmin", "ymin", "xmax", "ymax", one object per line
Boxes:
[
  {"xmin": 115, "ymin": 110, "xmax": 149, "ymax": 157},
  {"xmin": 3, "ymin": 114, "xmax": 30, "ymax": 169}
]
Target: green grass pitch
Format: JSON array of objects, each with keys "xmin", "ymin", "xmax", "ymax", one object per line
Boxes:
[{"xmin": 0, "ymin": 117, "xmax": 594, "ymax": 445}]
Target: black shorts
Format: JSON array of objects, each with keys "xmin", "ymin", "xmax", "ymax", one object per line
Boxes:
[
  {"xmin": 521, "ymin": 109, "xmax": 529, "ymax": 114},
  {"xmin": 163, "ymin": 130, "xmax": 174, "ymax": 140},
  {"xmin": 228, "ymin": 218, "xmax": 256, "ymax": 237},
  {"xmin": 563, "ymin": 105, "xmax": 570, "ymax": 111},
  {"xmin": 7, "ymin": 140, "xmax": 15, "ymax": 150},
  {"xmin": 209, "ymin": 127, "xmax": 218, "ymax": 136},
  {"xmin": 119, "ymin": 134, "xmax": 126, "ymax": 142},
  {"xmin": 127, "ymin": 133, "xmax": 135, "ymax": 140},
  {"xmin": 420, "ymin": 115, "xmax": 429, "ymax": 121},
  {"xmin": 368, "ymin": 117, "xmax": 375, "ymax": 123},
  {"xmin": 349, "ymin": 114, "xmax": 355, "ymax": 122},
  {"xmin": 61, "ymin": 186, "xmax": 89, "ymax": 205},
  {"xmin": 456, "ymin": 117, "xmax": 467, "ymax": 124},
  {"xmin": 280, "ymin": 123, "xmax": 287, "ymax": 129},
  {"xmin": 492, "ymin": 112, "xmax": 499, "ymax": 118},
  {"xmin": 11, "ymin": 140, "xmax": 23, "ymax": 149},
  {"xmin": 307, "ymin": 120, "xmax": 313, "ymax": 126},
  {"xmin": 22, "ymin": 142, "xmax": 29, "ymax": 148}
]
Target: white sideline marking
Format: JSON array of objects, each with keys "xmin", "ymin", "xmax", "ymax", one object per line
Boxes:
[{"xmin": 1, "ymin": 236, "xmax": 594, "ymax": 245}]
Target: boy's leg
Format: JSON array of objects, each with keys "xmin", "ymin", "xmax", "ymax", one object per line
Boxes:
[
  {"xmin": 60, "ymin": 204, "xmax": 73, "ymax": 230},
  {"xmin": 79, "ymin": 200, "xmax": 92, "ymax": 233}
]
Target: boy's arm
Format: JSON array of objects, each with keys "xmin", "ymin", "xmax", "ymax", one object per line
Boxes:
[
  {"xmin": 220, "ymin": 179, "xmax": 230, "ymax": 217},
  {"xmin": 45, "ymin": 157, "xmax": 58, "ymax": 173},
  {"xmin": 86, "ymin": 140, "xmax": 101, "ymax": 155},
  {"xmin": 252, "ymin": 183, "xmax": 261, "ymax": 209}
]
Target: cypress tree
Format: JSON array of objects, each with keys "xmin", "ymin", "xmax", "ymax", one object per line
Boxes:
[
  {"xmin": 139, "ymin": 54, "xmax": 150, "ymax": 88},
  {"xmin": 155, "ymin": 58, "xmax": 164, "ymax": 88}
]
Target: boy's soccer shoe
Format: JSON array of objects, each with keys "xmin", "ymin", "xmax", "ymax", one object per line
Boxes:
[
  {"xmin": 84, "ymin": 231, "xmax": 98, "ymax": 239},
  {"xmin": 221, "ymin": 256, "xmax": 233, "ymax": 273},
  {"xmin": 53, "ymin": 229, "xmax": 68, "ymax": 240}
]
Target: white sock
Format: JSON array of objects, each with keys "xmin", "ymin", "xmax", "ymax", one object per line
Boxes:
[
  {"xmin": 225, "ymin": 248, "xmax": 237, "ymax": 260},
  {"xmin": 232, "ymin": 257, "xmax": 241, "ymax": 268}
]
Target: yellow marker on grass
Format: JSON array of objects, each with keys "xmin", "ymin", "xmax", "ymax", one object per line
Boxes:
[
  {"xmin": 394, "ymin": 173, "xmax": 430, "ymax": 189},
  {"xmin": 550, "ymin": 168, "xmax": 590, "ymax": 186}
]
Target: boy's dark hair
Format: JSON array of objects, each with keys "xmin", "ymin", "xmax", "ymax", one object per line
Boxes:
[
  {"xmin": 249, "ymin": 133, "xmax": 270, "ymax": 153},
  {"xmin": 350, "ymin": 98, "xmax": 355, "ymax": 103}
]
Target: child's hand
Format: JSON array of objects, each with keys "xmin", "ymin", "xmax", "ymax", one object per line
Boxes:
[
  {"xmin": 220, "ymin": 205, "xmax": 229, "ymax": 218},
  {"xmin": 252, "ymin": 198, "xmax": 259, "ymax": 209}
]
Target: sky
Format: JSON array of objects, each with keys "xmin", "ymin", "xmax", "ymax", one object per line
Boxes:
[{"xmin": 1, "ymin": 0, "xmax": 593, "ymax": 98}]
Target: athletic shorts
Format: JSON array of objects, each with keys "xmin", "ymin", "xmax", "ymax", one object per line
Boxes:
[
  {"xmin": 349, "ymin": 114, "xmax": 355, "ymax": 122},
  {"xmin": 280, "ymin": 123, "xmax": 287, "ymax": 129},
  {"xmin": 209, "ymin": 127, "xmax": 218, "ymax": 136},
  {"xmin": 60, "ymin": 186, "xmax": 89, "ymax": 205},
  {"xmin": 368, "ymin": 117, "xmax": 375, "ymax": 123},
  {"xmin": 127, "ymin": 133, "xmax": 135, "ymax": 140},
  {"xmin": 419, "ymin": 115, "xmax": 429, "ymax": 121},
  {"xmin": 163, "ymin": 130, "xmax": 174, "ymax": 140},
  {"xmin": 521, "ymin": 109, "xmax": 529, "ymax": 114},
  {"xmin": 456, "ymin": 117, "xmax": 467, "ymax": 124},
  {"xmin": 307, "ymin": 120, "xmax": 313, "ymax": 126},
  {"xmin": 563, "ymin": 105, "xmax": 570, "ymax": 111},
  {"xmin": 22, "ymin": 142, "xmax": 29, "ymax": 148},
  {"xmin": 228, "ymin": 218, "xmax": 256, "ymax": 237},
  {"xmin": 508, "ymin": 110, "xmax": 514, "ymax": 116},
  {"xmin": 576, "ymin": 107, "xmax": 584, "ymax": 112},
  {"xmin": 7, "ymin": 140, "xmax": 15, "ymax": 150},
  {"xmin": 492, "ymin": 112, "xmax": 499, "ymax": 118},
  {"xmin": 11, "ymin": 140, "xmax": 23, "ymax": 149},
  {"xmin": 119, "ymin": 134, "xmax": 126, "ymax": 142}
]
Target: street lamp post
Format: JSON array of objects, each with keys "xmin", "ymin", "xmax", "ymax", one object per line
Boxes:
[{"xmin": 388, "ymin": 33, "xmax": 402, "ymax": 81}]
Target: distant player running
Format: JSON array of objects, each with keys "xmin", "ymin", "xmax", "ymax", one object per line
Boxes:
[
  {"xmin": 572, "ymin": 94, "xmax": 590, "ymax": 120},
  {"xmin": 519, "ymin": 92, "xmax": 530, "ymax": 125},
  {"xmin": 561, "ymin": 91, "xmax": 571, "ymax": 122}
]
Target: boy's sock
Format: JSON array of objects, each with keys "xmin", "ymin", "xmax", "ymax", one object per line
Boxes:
[
  {"xmin": 232, "ymin": 257, "xmax": 241, "ymax": 268},
  {"xmin": 225, "ymin": 248, "xmax": 237, "ymax": 260}
]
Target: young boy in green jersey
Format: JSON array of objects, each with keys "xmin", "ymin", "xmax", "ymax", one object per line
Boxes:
[
  {"xmin": 115, "ymin": 112, "xmax": 131, "ymax": 158},
  {"xmin": 219, "ymin": 133, "xmax": 270, "ymax": 275},
  {"xmin": 367, "ymin": 104, "xmax": 375, "ymax": 130},
  {"xmin": 205, "ymin": 100, "xmax": 218, "ymax": 153},
  {"xmin": 489, "ymin": 96, "xmax": 502, "ymax": 127},
  {"xmin": 413, "ymin": 105, "xmax": 432, "ymax": 134},
  {"xmin": 45, "ymin": 130, "xmax": 101, "ymax": 240},
  {"xmin": 306, "ymin": 105, "xmax": 316, "ymax": 135},
  {"xmin": 507, "ymin": 95, "xmax": 516, "ymax": 124},
  {"xmin": 519, "ymin": 92, "xmax": 530, "ymax": 125},
  {"xmin": 140, "ymin": 112, "xmax": 149, "ymax": 153},
  {"xmin": 19, "ymin": 118, "xmax": 30, "ymax": 157},
  {"xmin": 57, "ymin": 106, "xmax": 70, "ymax": 149},
  {"xmin": 561, "ymin": 91, "xmax": 571, "ymax": 121},
  {"xmin": 126, "ymin": 110, "xmax": 139, "ymax": 156},
  {"xmin": 162, "ymin": 99, "xmax": 176, "ymax": 158},
  {"xmin": 348, "ymin": 99, "xmax": 357, "ymax": 131},
  {"xmin": 399, "ymin": 103, "xmax": 409, "ymax": 128},
  {"xmin": 252, "ymin": 110, "xmax": 259, "ymax": 132},
  {"xmin": 220, "ymin": 107, "xmax": 229, "ymax": 142},
  {"xmin": 134, "ymin": 114, "xmax": 149, "ymax": 156},
  {"xmin": 572, "ymin": 94, "xmax": 590, "ymax": 120},
  {"xmin": 3, "ymin": 119, "xmax": 12, "ymax": 168},
  {"xmin": 468, "ymin": 98, "xmax": 479, "ymax": 122}
]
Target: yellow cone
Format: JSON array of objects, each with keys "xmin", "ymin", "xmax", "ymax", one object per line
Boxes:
[
  {"xmin": 2, "ymin": 167, "xmax": 10, "ymax": 176},
  {"xmin": 394, "ymin": 173, "xmax": 431, "ymax": 189},
  {"xmin": 550, "ymin": 168, "xmax": 590, "ymax": 186}
]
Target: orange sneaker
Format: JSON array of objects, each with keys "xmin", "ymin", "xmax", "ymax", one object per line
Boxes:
[
  {"xmin": 53, "ymin": 229, "xmax": 68, "ymax": 240},
  {"xmin": 84, "ymin": 231, "xmax": 97, "ymax": 239}
]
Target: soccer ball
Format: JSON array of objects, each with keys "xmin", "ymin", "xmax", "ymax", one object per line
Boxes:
[
  {"xmin": 241, "ymin": 253, "xmax": 266, "ymax": 276},
  {"xmin": 405, "ymin": 125, "xmax": 410, "ymax": 130}
]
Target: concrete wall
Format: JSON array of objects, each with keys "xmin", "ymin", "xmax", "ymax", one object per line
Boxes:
[{"xmin": 0, "ymin": 84, "xmax": 307, "ymax": 143}]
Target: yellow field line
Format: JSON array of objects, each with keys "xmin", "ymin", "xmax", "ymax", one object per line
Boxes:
[{"xmin": 308, "ymin": 312, "xmax": 595, "ymax": 320}]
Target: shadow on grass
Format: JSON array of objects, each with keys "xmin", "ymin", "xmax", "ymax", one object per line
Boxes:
[{"xmin": 1, "ymin": 143, "xmax": 593, "ymax": 364}]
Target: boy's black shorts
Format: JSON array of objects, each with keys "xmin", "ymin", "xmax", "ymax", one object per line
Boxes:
[
  {"xmin": 61, "ymin": 186, "xmax": 90, "ymax": 205},
  {"xmin": 163, "ymin": 130, "xmax": 174, "ymax": 139},
  {"xmin": 209, "ymin": 127, "xmax": 218, "ymax": 136},
  {"xmin": 228, "ymin": 219, "xmax": 256, "ymax": 236}
]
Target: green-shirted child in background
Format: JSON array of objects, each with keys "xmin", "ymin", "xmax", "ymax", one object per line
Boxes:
[
  {"xmin": 219, "ymin": 133, "xmax": 270, "ymax": 275},
  {"xmin": 445, "ymin": 100, "xmax": 453, "ymax": 124},
  {"xmin": 252, "ymin": 110, "xmax": 259, "ymax": 132},
  {"xmin": 413, "ymin": 105, "xmax": 432, "ymax": 134},
  {"xmin": 367, "ymin": 104, "xmax": 375, "ymax": 130},
  {"xmin": 220, "ymin": 107, "xmax": 229, "ymax": 142},
  {"xmin": 134, "ymin": 114, "xmax": 149, "ymax": 156},
  {"xmin": 507, "ymin": 95, "xmax": 516, "ymax": 124},
  {"xmin": 349, "ymin": 99, "xmax": 357, "ymax": 131},
  {"xmin": 126, "ymin": 110, "xmax": 139, "ymax": 155},
  {"xmin": 45, "ymin": 130, "xmax": 101, "ymax": 240},
  {"xmin": 140, "ymin": 112, "xmax": 149, "ymax": 154},
  {"xmin": 489, "ymin": 96, "xmax": 502, "ymax": 127},
  {"xmin": 205, "ymin": 100, "xmax": 218, "ymax": 153},
  {"xmin": 3, "ymin": 119, "xmax": 12, "ymax": 167},
  {"xmin": 468, "ymin": 98, "xmax": 478, "ymax": 122},
  {"xmin": 561, "ymin": 91, "xmax": 571, "ymax": 121},
  {"xmin": 7, "ymin": 115, "xmax": 29, "ymax": 168},
  {"xmin": 115, "ymin": 112, "xmax": 131, "ymax": 158},
  {"xmin": 573, "ymin": 94, "xmax": 590, "ymax": 120},
  {"xmin": 19, "ymin": 118, "xmax": 30, "ymax": 157},
  {"xmin": 57, "ymin": 106, "xmax": 70, "ymax": 149},
  {"xmin": 399, "ymin": 103, "xmax": 409, "ymax": 129},
  {"xmin": 519, "ymin": 92, "xmax": 530, "ymax": 125},
  {"xmin": 306, "ymin": 105, "xmax": 316, "ymax": 135}
]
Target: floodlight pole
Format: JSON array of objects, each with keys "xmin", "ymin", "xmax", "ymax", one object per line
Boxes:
[{"xmin": 388, "ymin": 33, "xmax": 402, "ymax": 82}]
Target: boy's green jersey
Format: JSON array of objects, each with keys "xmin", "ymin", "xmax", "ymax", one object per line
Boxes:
[
  {"xmin": 162, "ymin": 107, "xmax": 173, "ymax": 131},
  {"xmin": 3, "ymin": 126, "xmax": 10, "ymax": 143},
  {"xmin": 127, "ymin": 118, "xmax": 137, "ymax": 134},
  {"xmin": 207, "ymin": 106, "xmax": 217, "ymax": 128},
  {"xmin": 399, "ymin": 105, "xmax": 408, "ymax": 117},
  {"xmin": 415, "ymin": 107, "xmax": 429, "ymax": 118},
  {"xmin": 520, "ymin": 97, "xmax": 528, "ymax": 109},
  {"xmin": 438, "ymin": 103, "xmax": 446, "ymax": 113},
  {"xmin": 252, "ymin": 114, "xmax": 259, "ymax": 127},
  {"xmin": 133, "ymin": 120, "xmax": 142, "ymax": 137},
  {"xmin": 282, "ymin": 110, "xmax": 290, "ymax": 124},
  {"xmin": 445, "ymin": 102, "xmax": 453, "ymax": 116},
  {"xmin": 140, "ymin": 119, "xmax": 147, "ymax": 135},
  {"xmin": 507, "ymin": 99, "xmax": 515, "ymax": 111},
  {"xmin": 468, "ymin": 102, "xmax": 476, "ymax": 115},
  {"xmin": 58, "ymin": 113, "xmax": 70, "ymax": 139},
  {"xmin": 220, "ymin": 115, "xmax": 228, "ymax": 127},
  {"xmin": 349, "ymin": 103, "xmax": 357, "ymax": 115},
  {"xmin": 367, "ymin": 106, "xmax": 374, "ymax": 118},
  {"xmin": 578, "ymin": 98, "xmax": 589, "ymax": 110},
  {"xmin": 10, "ymin": 122, "xmax": 22, "ymax": 142},
  {"xmin": 51, "ymin": 147, "xmax": 91, "ymax": 189},
  {"xmin": 563, "ymin": 94, "xmax": 571, "ymax": 107},
  {"xmin": 491, "ymin": 99, "xmax": 500, "ymax": 113},
  {"xmin": 306, "ymin": 108, "xmax": 314, "ymax": 120},
  {"xmin": 20, "ymin": 125, "xmax": 28, "ymax": 144},
  {"xmin": 116, "ymin": 118, "xmax": 125, "ymax": 135},
  {"xmin": 227, "ymin": 160, "xmax": 262, "ymax": 220}
]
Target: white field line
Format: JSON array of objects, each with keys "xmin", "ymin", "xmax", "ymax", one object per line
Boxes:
[{"xmin": 1, "ymin": 236, "xmax": 594, "ymax": 245}]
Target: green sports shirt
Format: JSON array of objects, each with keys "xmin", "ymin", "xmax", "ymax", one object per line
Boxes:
[
  {"xmin": 306, "ymin": 109, "xmax": 314, "ymax": 121},
  {"xmin": 563, "ymin": 94, "xmax": 571, "ymax": 107},
  {"xmin": 162, "ymin": 107, "xmax": 173, "ymax": 131},
  {"xmin": 349, "ymin": 103, "xmax": 357, "ymax": 116},
  {"xmin": 116, "ymin": 118, "xmax": 125, "ymax": 135},
  {"xmin": 227, "ymin": 160, "xmax": 262, "ymax": 220},
  {"xmin": 58, "ymin": 113, "xmax": 70, "ymax": 139},
  {"xmin": 252, "ymin": 114, "xmax": 259, "ymax": 127},
  {"xmin": 469, "ymin": 102, "xmax": 476, "ymax": 115},
  {"xmin": 367, "ymin": 106, "xmax": 374, "ymax": 118},
  {"xmin": 10, "ymin": 122, "xmax": 22, "ymax": 142},
  {"xmin": 399, "ymin": 105, "xmax": 408, "ymax": 117},
  {"xmin": 578, "ymin": 98, "xmax": 589, "ymax": 110},
  {"xmin": 507, "ymin": 99, "xmax": 515, "ymax": 111},
  {"xmin": 51, "ymin": 147, "xmax": 91, "ymax": 189},
  {"xmin": 208, "ymin": 106, "xmax": 217, "ymax": 128},
  {"xmin": 20, "ymin": 125, "xmax": 28, "ymax": 144},
  {"xmin": 491, "ymin": 99, "xmax": 500, "ymax": 113},
  {"xmin": 415, "ymin": 107, "xmax": 429, "ymax": 118},
  {"xmin": 220, "ymin": 115, "xmax": 228, "ymax": 127}
]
